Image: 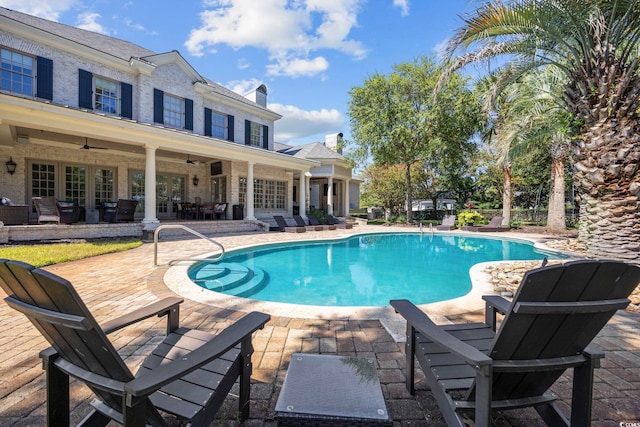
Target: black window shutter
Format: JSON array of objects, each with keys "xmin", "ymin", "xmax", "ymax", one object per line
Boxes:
[
  {"xmin": 262, "ymin": 125, "xmax": 269, "ymax": 149},
  {"xmin": 153, "ymin": 89, "xmax": 163, "ymax": 124},
  {"xmin": 78, "ymin": 69, "xmax": 93, "ymax": 109},
  {"xmin": 184, "ymin": 98, "xmax": 193, "ymax": 130},
  {"xmin": 227, "ymin": 115, "xmax": 234, "ymax": 141},
  {"xmin": 36, "ymin": 56, "xmax": 53, "ymax": 100},
  {"xmin": 120, "ymin": 82, "xmax": 133, "ymax": 119},
  {"xmin": 244, "ymin": 120, "xmax": 251, "ymax": 145},
  {"xmin": 204, "ymin": 108, "xmax": 212, "ymax": 137}
]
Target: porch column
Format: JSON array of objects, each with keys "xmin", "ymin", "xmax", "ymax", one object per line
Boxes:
[
  {"xmin": 245, "ymin": 162, "xmax": 256, "ymax": 220},
  {"xmin": 327, "ymin": 177, "xmax": 334, "ymax": 215},
  {"xmin": 142, "ymin": 145, "xmax": 159, "ymax": 239},
  {"xmin": 344, "ymin": 179, "xmax": 350, "ymax": 216},
  {"xmin": 305, "ymin": 173, "xmax": 311, "ymax": 211},
  {"xmin": 298, "ymin": 170, "xmax": 306, "ymax": 217}
]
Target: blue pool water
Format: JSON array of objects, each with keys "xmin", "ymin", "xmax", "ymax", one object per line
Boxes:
[{"xmin": 188, "ymin": 233, "xmax": 563, "ymax": 307}]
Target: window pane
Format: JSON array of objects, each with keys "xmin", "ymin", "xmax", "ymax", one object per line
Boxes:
[
  {"xmin": 212, "ymin": 112, "xmax": 226, "ymax": 139},
  {"xmin": 1, "ymin": 48, "xmax": 34, "ymax": 95},
  {"xmin": 249, "ymin": 122, "xmax": 262, "ymax": 146},
  {"xmin": 31, "ymin": 163, "xmax": 56, "ymax": 198},
  {"xmin": 64, "ymin": 166, "xmax": 87, "ymax": 205},
  {"xmin": 95, "ymin": 77, "xmax": 119, "ymax": 114},
  {"xmin": 164, "ymin": 94, "xmax": 183, "ymax": 128},
  {"xmin": 95, "ymin": 168, "xmax": 115, "ymax": 204}
]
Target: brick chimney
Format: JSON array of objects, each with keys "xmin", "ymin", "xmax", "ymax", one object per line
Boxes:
[
  {"xmin": 325, "ymin": 132, "xmax": 344, "ymax": 154},
  {"xmin": 245, "ymin": 84, "xmax": 267, "ymax": 107}
]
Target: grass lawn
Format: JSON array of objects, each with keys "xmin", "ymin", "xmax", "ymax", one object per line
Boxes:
[{"xmin": 0, "ymin": 239, "xmax": 143, "ymax": 267}]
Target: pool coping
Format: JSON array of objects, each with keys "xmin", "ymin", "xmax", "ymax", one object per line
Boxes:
[{"xmin": 163, "ymin": 230, "xmax": 573, "ymax": 341}]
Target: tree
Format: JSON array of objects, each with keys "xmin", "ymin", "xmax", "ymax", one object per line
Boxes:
[
  {"xmin": 442, "ymin": 0, "xmax": 640, "ymax": 261},
  {"xmin": 478, "ymin": 67, "xmax": 571, "ymax": 231},
  {"xmin": 360, "ymin": 164, "xmax": 407, "ymax": 219},
  {"xmin": 348, "ymin": 56, "xmax": 482, "ymax": 223}
]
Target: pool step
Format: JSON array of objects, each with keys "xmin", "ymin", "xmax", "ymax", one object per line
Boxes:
[
  {"xmin": 201, "ymin": 264, "xmax": 250, "ymax": 291},
  {"xmin": 195, "ymin": 262, "xmax": 268, "ymax": 296},
  {"xmin": 226, "ymin": 267, "xmax": 268, "ymax": 297},
  {"xmin": 191, "ymin": 263, "xmax": 230, "ymax": 281}
]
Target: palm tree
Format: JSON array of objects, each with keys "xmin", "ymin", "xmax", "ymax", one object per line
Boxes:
[{"xmin": 442, "ymin": 0, "xmax": 640, "ymax": 261}]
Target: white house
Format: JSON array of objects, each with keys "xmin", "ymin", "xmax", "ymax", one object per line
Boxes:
[{"xmin": 0, "ymin": 7, "xmax": 358, "ymax": 238}]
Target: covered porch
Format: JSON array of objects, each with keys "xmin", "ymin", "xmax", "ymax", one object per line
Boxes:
[{"xmin": 0, "ymin": 95, "xmax": 318, "ymax": 235}]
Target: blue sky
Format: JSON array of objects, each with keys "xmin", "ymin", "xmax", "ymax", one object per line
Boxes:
[{"xmin": 1, "ymin": 0, "xmax": 480, "ymax": 145}]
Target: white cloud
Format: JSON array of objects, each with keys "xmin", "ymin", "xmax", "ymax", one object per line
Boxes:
[
  {"xmin": 76, "ymin": 12, "xmax": 108, "ymax": 34},
  {"xmin": 122, "ymin": 17, "xmax": 145, "ymax": 32},
  {"xmin": 266, "ymin": 56, "xmax": 329, "ymax": 77},
  {"xmin": 226, "ymin": 78, "xmax": 264, "ymax": 96},
  {"xmin": 393, "ymin": 0, "xmax": 409, "ymax": 17},
  {"xmin": 0, "ymin": 0, "xmax": 76, "ymax": 20},
  {"xmin": 268, "ymin": 103, "xmax": 343, "ymax": 143},
  {"xmin": 184, "ymin": 0, "xmax": 368, "ymax": 77}
]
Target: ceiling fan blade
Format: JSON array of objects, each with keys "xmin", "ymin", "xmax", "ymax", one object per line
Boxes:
[{"xmin": 81, "ymin": 143, "xmax": 107, "ymax": 150}]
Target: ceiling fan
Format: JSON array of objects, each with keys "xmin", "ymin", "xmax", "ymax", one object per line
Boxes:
[
  {"xmin": 186, "ymin": 155, "xmax": 198, "ymax": 165},
  {"xmin": 81, "ymin": 137, "xmax": 107, "ymax": 150}
]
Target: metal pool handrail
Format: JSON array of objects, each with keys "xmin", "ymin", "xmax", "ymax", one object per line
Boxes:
[{"xmin": 153, "ymin": 224, "xmax": 225, "ymax": 266}]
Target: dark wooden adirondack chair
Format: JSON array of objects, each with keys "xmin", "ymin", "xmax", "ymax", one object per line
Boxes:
[
  {"xmin": 0, "ymin": 259, "xmax": 270, "ymax": 426},
  {"xmin": 391, "ymin": 259, "xmax": 640, "ymax": 427}
]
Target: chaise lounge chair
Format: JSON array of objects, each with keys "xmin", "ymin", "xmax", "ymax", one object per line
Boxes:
[
  {"xmin": 274, "ymin": 215, "xmax": 306, "ymax": 233},
  {"xmin": 435, "ymin": 214, "xmax": 456, "ymax": 230},
  {"xmin": 462, "ymin": 215, "xmax": 509, "ymax": 232},
  {"xmin": 0, "ymin": 259, "xmax": 270, "ymax": 426},
  {"xmin": 307, "ymin": 214, "xmax": 336, "ymax": 230},
  {"xmin": 327, "ymin": 214, "xmax": 353, "ymax": 229},
  {"xmin": 293, "ymin": 214, "xmax": 324, "ymax": 231},
  {"xmin": 391, "ymin": 259, "xmax": 640, "ymax": 426}
]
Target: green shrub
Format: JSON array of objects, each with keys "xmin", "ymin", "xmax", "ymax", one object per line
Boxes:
[{"xmin": 457, "ymin": 210, "xmax": 485, "ymax": 226}]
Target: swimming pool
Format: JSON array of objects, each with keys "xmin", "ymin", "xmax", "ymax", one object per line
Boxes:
[{"xmin": 188, "ymin": 233, "xmax": 564, "ymax": 307}]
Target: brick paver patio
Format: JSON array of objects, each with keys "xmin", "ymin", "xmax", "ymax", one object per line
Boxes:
[{"xmin": 1, "ymin": 226, "xmax": 639, "ymax": 426}]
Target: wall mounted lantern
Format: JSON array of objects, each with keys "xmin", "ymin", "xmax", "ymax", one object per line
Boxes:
[
  {"xmin": 192, "ymin": 175, "xmax": 199, "ymax": 186},
  {"xmin": 5, "ymin": 157, "xmax": 16, "ymax": 175}
]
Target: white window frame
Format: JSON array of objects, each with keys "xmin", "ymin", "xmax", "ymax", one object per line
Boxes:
[
  {"xmin": 249, "ymin": 121, "xmax": 262, "ymax": 147},
  {"xmin": 239, "ymin": 177, "xmax": 286, "ymax": 209},
  {"xmin": 94, "ymin": 76, "xmax": 119, "ymax": 115},
  {"xmin": 164, "ymin": 93, "xmax": 184, "ymax": 128},
  {"xmin": 211, "ymin": 111, "xmax": 228, "ymax": 139},
  {"xmin": 1, "ymin": 47, "xmax": 34, "ymax": 96}
]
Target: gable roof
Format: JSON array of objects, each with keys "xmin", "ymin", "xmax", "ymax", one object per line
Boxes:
[
  {"xmin": 0, "ymin": 7, "xmax": 273, "ymax": 115},
  {"xmin": 0, "ymin": 7, "xmax": 154, "ymax": 60},
  {"xmin": 275, "ymin": 141, "xmax": 345, "ymax": 161}
]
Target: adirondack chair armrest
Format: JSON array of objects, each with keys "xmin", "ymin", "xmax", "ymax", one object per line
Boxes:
[
  {"xmin": 390, "ymin": 299, "xmax": 492, "ymax": 367},
  {"xmin": 124, "ymin": 311, "xmax": 270, "ymax": 397},
  {"xmin": 101, "ymin": 297, "xmax": 184, "ymax": 335},
  {"xmin": 482, "ymin": 295, "xmax": 511, "ymax": 330},
  {"xmin": 584, "ymin": 343, "xmax": 605, "ymax": 364}
]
